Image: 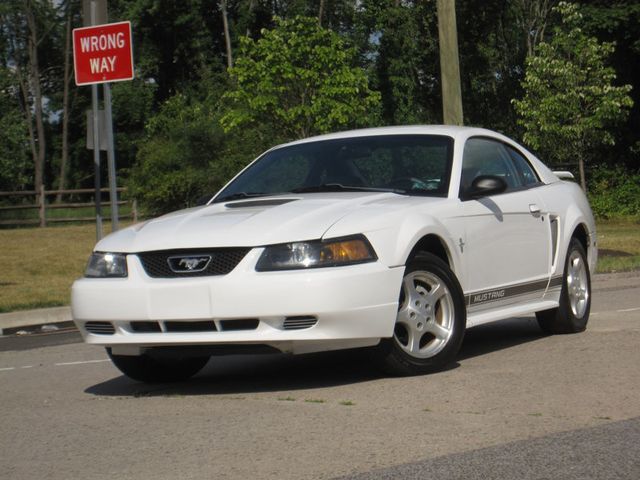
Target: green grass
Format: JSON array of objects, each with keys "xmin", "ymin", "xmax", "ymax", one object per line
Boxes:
[
  {"xmin": 0, "ymin": 218, "xmax": 637, "ymax": 313},
  {"xmin": 596, "ymin": 218, "xmax": 640, "ymax": 273},
  {"xmin": 0, "ymin": 223, "xmax": 123, "ymax": 313}
]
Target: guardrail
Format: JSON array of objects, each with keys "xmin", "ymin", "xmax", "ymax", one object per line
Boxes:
[{"xmin": 0, "ymin": 186, "xmax": 138, "ymax": 227}]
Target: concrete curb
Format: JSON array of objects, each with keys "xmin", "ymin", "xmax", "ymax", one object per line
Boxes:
[{"xmin": 0, "ymin": 307, "xmax": 72, "ymax": 335}]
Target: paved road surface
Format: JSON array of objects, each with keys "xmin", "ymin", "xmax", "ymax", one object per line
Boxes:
[{"xmin": 1, "ymin": 273, "xmax": 639, "ymax": 479}]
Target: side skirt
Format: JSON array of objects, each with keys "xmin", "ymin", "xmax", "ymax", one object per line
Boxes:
[
  {"xmin": 466, "ymin": 299, "xmax": 559, "ymax": 328},
  {"xmin": 464, "ymin": 276, "xmax": 563, "ymax": 328}
]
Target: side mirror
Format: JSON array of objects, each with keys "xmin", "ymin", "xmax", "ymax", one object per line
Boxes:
[{"xmin": 464, "ymin": 175, "xmax": 508, "ymax": 199}]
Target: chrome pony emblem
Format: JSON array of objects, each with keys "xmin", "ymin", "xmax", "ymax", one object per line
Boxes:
[{"xmin": 167, "ymin": 255, "xmax": 211, "ymax": 273}]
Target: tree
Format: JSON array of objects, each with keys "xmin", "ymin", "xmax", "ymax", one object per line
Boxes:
[
  {"xmin": 0, "ymin": 67, "xmax": 31, "ymax": 191},
  {"xmin": 220, "ymin": 0, "xmax": 233, "ymax": 68},
  {"xmin": 579, "ymin": 0, "xmax": 640, "ymax": 168},
  {"xmin": 455, "ymin": 0, "xmax": 527, "ymax": 135},
  {"xmin": 221, "ymin": 16, "xmax": 380, "ymax": 140},
  {"xmin": 513, "ymin": 2, "xmax": 633, "ymax": 190},
  {"xmin": 128, "ymin": 92, "xmax": 223, "ymax": 216},
  {"xmin": 55, "ymin": 0, "xmax": 75, "ymax": 202},
  {"xmin": 359, "ymin": 1, "xmax": 438, "ymax": 125},
  {"xmin": 0, "ymin": 0, "xmax": 58, "ymax": 191},
  {"xmin": 514, "ymin": 0, "xmax": 558, "ymax": 56},
  {"xmin": 128, "ymin": 75, "xmax": 266, "ymax": 215},
  {"xmin": 110, "ymin": 0, "xmax": 224, "ymax": 102}
]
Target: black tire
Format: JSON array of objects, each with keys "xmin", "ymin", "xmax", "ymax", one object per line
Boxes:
[
  {"xmin": 374, "ymin": 253, "xmax": 466, "ymax": 376},
  {"xmin": 536, "ymin": 238, "xmax": 591, "ymax": 334},
  {"xmin": 106, "ymin": 348, "xmax": 209, "ymax": 383}
]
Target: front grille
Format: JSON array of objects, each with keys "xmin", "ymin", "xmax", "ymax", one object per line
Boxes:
[
  {"xmin": 137, "ymin": 248, "xmax": 251, "ymax": 278},
  {"xmin": 219, "ymin": 319, "xmax": 259, "ymax": 331},
  {"xmin": 85, "ymin": 321, "xmax": 115, "ymax": 335},
  {"xmin": 130, "ymin": 321, "xmax": 161, "ymax": 333},
  {"xmin": 283, "ymin": 316, "xmax": 318, "ymax": 330},
  {"xmin": 165, "ymin": 321, "xmax": 217, "ymax": 332}
]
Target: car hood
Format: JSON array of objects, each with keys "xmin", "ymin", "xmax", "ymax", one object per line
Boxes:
[{"xmin": 95, "ymin": 192, "xmax": 441, "ymax": 252}]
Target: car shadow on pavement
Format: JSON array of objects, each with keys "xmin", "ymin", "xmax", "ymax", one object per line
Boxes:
[
  {"xmin": 85, "ymin": 347, "xmax": 387, "ymax": 397},
  {"xmin": 459, "ymin": 315, "xmax": 547, "ymax": 361},
  {"xmin": 85, "ymin": 316, "xmax": 546, "ymax": 398}
]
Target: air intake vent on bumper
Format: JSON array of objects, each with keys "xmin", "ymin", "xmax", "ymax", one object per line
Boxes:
[
  {"xmin": 85, "ymin": 321, "xmax": 116, "ymax": 335},
  {"xmin": 283, "ymin": 316, "xmax": 318, "ymax": 330}
]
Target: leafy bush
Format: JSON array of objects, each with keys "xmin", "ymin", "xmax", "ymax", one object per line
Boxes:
[
  {"xmin": 127, "ymin": 93, "xmax": 225, "ymax": 216},
  {"xmin": 127, "ymin": 90, "xmax": 271, "ymax": 217},
  {"xmin": 588, "ymin": 166, "xmax": 640, "ymax": 218}
]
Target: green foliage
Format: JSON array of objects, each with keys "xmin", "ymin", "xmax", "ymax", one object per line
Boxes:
[
  {"xmin": 0, "ymin": 67, "xmax": 30, "ymax": 191},
  {"xmin": 127, "ymin": 93, "xmax": 224, "ymax": 216},
  {"xmin": 369, "ymin": 3, "xmax": 438, "ymax": 125},
  {"xmin": 457, "ymin": 0, "xmax": 525, "ymax": 134},
  {"xmin": 111, "ymin": 80, "xmax": 157, "ymax": 171},
  {"xmin": 513, "ymin": 2, "xmax": 633, "ymax": 189},
  {"xmin": 579, "ymin": 1, "xmax": 640, "ymax": 169},
  {"xmin": 221, "ymin": 16, "xmax": 380, "ymax": 140},
  {"xmin": 1, "ymin": 0, "xmax": 640, "ymax": 223},
  {"xmin": 588, "ymin": 166, "xmax": 640, "ymax": 219},
  {"xmin": 128, "ymin": 82, "xmax": 270, "ymax": 216},
  {"xmin": 110, "ymin": 0, "xmax": 224, "ymax": 101}
]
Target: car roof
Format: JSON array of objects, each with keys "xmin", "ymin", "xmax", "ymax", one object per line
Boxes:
[{"xmin": 278, "ymin": 125, "xmax": 498, "ymax": 148}]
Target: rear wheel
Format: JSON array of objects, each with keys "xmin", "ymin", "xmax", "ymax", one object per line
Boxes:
[
  {"xmin": 375, "ymin": 253, "xmax": 466, "ymax": 375},
  {"xmin": 106, "ymin": 348, "xmax": 210, "ymax": 383},
  {"xmin": 536, "ymin": 238, "xmax": 591, "ymax": 334}
]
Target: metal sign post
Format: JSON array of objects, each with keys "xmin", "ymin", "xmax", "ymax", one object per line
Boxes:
[
  {"xmin": 89, "ymin": 1, "xmax": 102, "ymax": 240},
  {"xmin": 103, "ymin": 83, "xmax": 118, "ymax": 231},
  {"xmin": 91, "ymin": 84, "xmax": 102, "ymax": 240},
  {"xmin": 75, "ymin": 1, "xmax": 134, "ymax": 240}
]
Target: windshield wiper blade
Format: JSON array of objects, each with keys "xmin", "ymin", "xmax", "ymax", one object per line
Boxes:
[
  {"xmin": 214, "ymin": 192, "xmax": 268, "ymax": 203},
  {"xmin": 290, "ymin": 184, "xmax": 403, "ymax": 194}
]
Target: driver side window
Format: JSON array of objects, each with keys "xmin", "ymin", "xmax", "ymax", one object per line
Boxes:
[{"xmin": 460, "ymin": 138, "xmax": 522, "ymax": 196}]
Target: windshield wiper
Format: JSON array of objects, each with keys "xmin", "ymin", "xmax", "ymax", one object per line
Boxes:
[
  {"xmin": 213, "ymin": 192, "xmax": 269, "ymax": 203},
  {"xmin": 290, "ymin": 184, "xmax": 403, "ymax": 194}
]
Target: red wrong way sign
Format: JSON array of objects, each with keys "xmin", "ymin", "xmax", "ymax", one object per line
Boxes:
[{"xmin": 73, "ymin": 21, "xmax": 133, "ymax": 86}]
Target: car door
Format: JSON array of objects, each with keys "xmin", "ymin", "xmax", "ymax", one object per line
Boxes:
[{"xmin": 459, "ymin": 137, "xmax": 551, "ymax": 310}]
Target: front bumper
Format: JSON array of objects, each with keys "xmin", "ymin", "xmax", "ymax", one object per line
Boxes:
[{"xmin": 71, "ymin": 249, "xmax": 404, "ymax": 354}]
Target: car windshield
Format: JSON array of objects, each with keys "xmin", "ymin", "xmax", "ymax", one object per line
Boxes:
[{"xmin": 214, "ymin": 134, "xmax": 454, "ymax": 203}]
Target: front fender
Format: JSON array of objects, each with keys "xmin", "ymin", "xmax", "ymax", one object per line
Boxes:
[
  {"xmin": 324, "ymin": 206, "xmax": 463, "ymax": 278},
  {"xmin": 544, "ymin": 182, "xmax": 597, "ymax": 276}
]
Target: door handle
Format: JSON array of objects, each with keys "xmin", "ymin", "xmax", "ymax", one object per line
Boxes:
[{"xmin": 529, "ymin": 204, "xmax": 541, "ymax": 217}]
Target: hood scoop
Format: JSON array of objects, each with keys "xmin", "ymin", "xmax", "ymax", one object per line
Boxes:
[{"xmin": 225, "ymin": 198, "xmax": 297, "ymax": 209}]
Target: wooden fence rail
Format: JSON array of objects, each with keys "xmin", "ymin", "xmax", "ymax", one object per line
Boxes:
[{"xmin": 0, "ymin": 186, "xmax": 138, "ymax": 227}]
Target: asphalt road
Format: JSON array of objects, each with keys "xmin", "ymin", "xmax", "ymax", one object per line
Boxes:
[{"xmin": 1, "ymin": 272, "xmax": 639, "ymax": 480}]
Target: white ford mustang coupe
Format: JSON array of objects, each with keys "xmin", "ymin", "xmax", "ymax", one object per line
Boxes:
[{"xmin": 72, "ymin": 126, "xmax": 596, "ymax": 382}]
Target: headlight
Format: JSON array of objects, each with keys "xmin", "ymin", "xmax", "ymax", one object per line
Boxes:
[
  {"xmin": 256, "ymin": 235, "xmax": 377, "ymax": 271},
  {"xmin": 84, "ymin": 252, "xmax": 128, "ymax": 278}
]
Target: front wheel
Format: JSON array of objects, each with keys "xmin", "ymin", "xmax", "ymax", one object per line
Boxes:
[
  {"xmin": 106, "ymin": 348, "xmax": 210, "ymax": 383},
  {"xmin": 536, "ymin": 238, "xmax": 591, "ymax": 334},
  {"xmin": 375, "ymin": 253, "xmax": 466, "ymax": 376}
]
